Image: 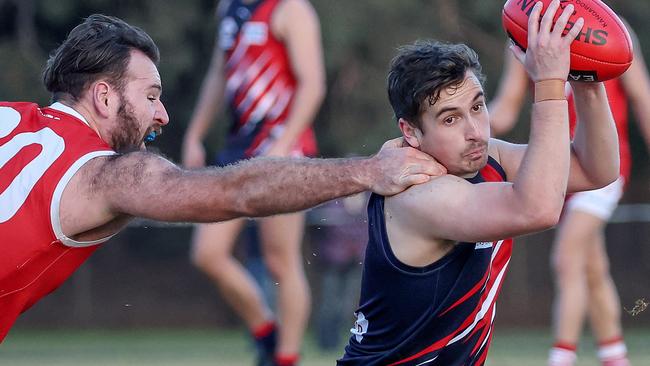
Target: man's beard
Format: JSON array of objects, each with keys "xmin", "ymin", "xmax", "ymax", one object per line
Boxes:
[{"xmin": 110, "ymin": 97, "xmax": 143, "ymax": 153}]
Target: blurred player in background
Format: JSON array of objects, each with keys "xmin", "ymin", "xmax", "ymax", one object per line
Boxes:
[
  {"xmin": 489, "ymin": 23, "xmax": 650, "ymax": 366},
  {"xmin": 312, "ymin": 193, "xmax": 368, "ymax": 351},
  {"xmin": 339, "ymin": 3, "xmax": 620, "ymax": 364},
  {"xmin": 181, "ymin": 0, "xmax": 325, "ymax": 364},
  {"xmin": 0, "ymin": 13, "xmax": 444, "ymax": 347}
]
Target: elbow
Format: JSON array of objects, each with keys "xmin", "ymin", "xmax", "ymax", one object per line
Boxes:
[
  {"xmin": 589, "ymin": 161, "xmax": 620, "ymax": 190},
  {"xmin": 535, "ymin": 206, "xmax": 562, "ymax": 229},
  {"xmin": 595, "ymin": 170, "xmax": 619, "ymax": 189},
  {"xmin": 525, "ymin": 207, "xmax": 561, "ymax": 231},
  {"xmin": 520, "ymin": 197, "xmax": 564, "ymax": 231}
]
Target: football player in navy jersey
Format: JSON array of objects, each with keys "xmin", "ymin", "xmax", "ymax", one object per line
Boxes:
[{"xmin": 339, "ymin": 1, "xmax": 620, "ymax": 365}]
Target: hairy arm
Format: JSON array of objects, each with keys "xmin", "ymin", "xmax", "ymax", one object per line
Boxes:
[
  {"xmin": 266, "ymin": 0, "xmax": 326, "ymax": 156},
  {"xmin": 61, "ymin": 141, "xmax": 444, "ymax": 237}
]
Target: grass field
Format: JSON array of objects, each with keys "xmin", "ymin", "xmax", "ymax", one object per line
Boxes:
[{"xmin": 2, "ymin": 327, "xmax": 650, "ymax": 365}]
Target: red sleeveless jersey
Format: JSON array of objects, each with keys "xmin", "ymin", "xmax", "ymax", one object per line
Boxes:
[
  {"xmin": 218, "ymin": 0, "xmax": 317, "ymax": 157},
  {"xmin": 0, "ymin": 102, "xmax": 115, "ymax": 341},
  {"xmin": 568, "ymin": 79, "xmax": 631, "ymax": 180}
]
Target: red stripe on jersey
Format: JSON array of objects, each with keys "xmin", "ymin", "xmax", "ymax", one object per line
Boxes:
[
  {"xmin": 220, "ymin": 0, "xmax": 317, "ymax": 157},
  {"xmin": 439, "ymin": 266, "xmax": 490, "ymax": 317},
  {"xmin": 388, "ymin": 159, "xmax": 513, "ymax": 366}
]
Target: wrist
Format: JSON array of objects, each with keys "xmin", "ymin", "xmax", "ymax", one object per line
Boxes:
[
  {"xmin": 569, "ymin": 81, "xmax": 605, "ymax": 97},
  {"xmin": 534, "ymin": 79, "xmax": 566, "ymax": 103},
  {"xmin": 352, "ymin": 156, "xmax": 375, "ymax": 191}
]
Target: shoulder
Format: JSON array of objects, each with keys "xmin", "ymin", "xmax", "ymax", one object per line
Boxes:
[
  {"xmin": 273, "ymin": 0, "xmax": 318, "ymax": 34},
  {"xmin": 77, "ymin": 152, "xmax": 177, "ymax": 194},
  {"xmin": 387, "ymin": 174, "xmax": 470, "ymax": 212},
  {"xmin": 276, "ymin": 0, "xmax": 315, "ymax": 14}
]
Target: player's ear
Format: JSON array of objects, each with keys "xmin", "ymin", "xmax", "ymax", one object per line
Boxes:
[
  {"xmin": 398, "ymin": 117, "xmax": 422, "ymax": 149},
  {"xmin": 91, "ymin": 81, "xmax": 113, "ymax": 118}
]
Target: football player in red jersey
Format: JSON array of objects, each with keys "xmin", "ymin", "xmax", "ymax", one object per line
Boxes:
[
  {"xmin": 180, "ymin": 1, "xmax": 325, "ymax": 364},
  {"xmin": 0, "ymin": 13, "xmax": 445, "ymax": 346},
  {"xmin": 490, "ymin": 21, "xmax": 650, "ymax": 366}
]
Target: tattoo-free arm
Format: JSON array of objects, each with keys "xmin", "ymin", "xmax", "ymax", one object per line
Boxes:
[{"xmin": 95, "ymin": 143, "xmax": 444, "ymax": 223}]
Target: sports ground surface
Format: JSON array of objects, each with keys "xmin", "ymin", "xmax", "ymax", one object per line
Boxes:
[{"xmin": 2, "ymin": 327, "xmax": 650, "ymax": 365}]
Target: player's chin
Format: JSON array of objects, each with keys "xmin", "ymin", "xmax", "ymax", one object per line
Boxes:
[{"xmin": 466, "ymin": 154, "xmax": 488, "ymax": 170}]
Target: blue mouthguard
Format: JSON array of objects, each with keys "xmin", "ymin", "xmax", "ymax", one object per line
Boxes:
[{"xmin": 144, "ymin": 131, "xmax": 157, "ymax": 142}]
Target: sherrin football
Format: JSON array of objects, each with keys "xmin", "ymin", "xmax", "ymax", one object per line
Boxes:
[{"xmin": 502, "ymin": 0, "xmax": 633, "ymax": 82}]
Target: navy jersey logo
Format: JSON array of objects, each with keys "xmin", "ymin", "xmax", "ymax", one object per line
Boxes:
[{"xmin": 350, "ymin": 311, "xmax": 369, "ymax": 342}]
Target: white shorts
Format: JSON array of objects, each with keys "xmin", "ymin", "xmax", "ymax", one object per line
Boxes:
[{"xmin": 565, "ymin": 177, "xmax": 625, "ymax": 220}]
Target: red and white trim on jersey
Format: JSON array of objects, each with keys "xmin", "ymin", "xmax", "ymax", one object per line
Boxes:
[
  {"xmin": 50, "ymin": 150, "xmax": 116, "ymax": 247},
  {"xmin": 48, "ymin": 102, "xmax": 117, "ymax": 247},
  {"xmin": 388, "ymin": 240, "xmax": 512, "ymax": 366}
]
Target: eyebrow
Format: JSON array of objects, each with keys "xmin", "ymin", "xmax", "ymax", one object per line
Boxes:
[
  {"xmin": 435, "ymin": 91, "xmax": 485, "ymax": 118},
  {"xmin": 148, "ymin": 84, "xmax": 162, "ymax": 93}
]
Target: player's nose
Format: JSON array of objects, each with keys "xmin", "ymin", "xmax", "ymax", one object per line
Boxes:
[{"xmin": 155, "ymin": 101, "xmax": 170, "ymax": 126}]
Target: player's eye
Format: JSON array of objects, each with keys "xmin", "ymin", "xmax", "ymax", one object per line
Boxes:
[{"xmin": 443, "ymin": 116, "xmax": 456, "ymax": 125}]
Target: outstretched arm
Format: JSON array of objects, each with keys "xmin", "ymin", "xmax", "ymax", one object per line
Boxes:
[{"xmin": 60, "ymin": 140, "xmax": 445, "ymax": 237}]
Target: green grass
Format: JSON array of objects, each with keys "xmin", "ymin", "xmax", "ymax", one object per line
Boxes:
[{"xmin": 1, "ymin": 327, "xmax": 650, "ymax": 365}]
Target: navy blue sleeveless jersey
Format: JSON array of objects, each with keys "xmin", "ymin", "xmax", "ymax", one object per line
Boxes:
[{"xmin": 339, "ymin": 156, "xmax": 513, "ymax": 366}]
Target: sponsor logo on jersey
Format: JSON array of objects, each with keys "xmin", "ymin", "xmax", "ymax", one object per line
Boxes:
[
  {"xmin": 242, "ymin": 22, "xmax": 268, "ymax": 45},
  {"xmin": 475, "ymin": 241, "xmax": 494, "ymax": 250},
  {"xmin": 350, "ymin": 311, "xmax": 368, "ymax": 342}
]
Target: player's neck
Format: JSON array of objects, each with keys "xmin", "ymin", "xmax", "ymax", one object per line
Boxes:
[{"xmin": 63, "ymin": 101, "xmax": 105, "ymax": 142}]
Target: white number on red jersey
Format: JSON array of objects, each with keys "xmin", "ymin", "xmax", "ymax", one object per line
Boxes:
[{"xmin": 0, "ymin": 106, "xmax": 65, "ymax": 222}]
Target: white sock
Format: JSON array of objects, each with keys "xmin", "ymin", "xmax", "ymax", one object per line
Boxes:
[
  {"xmin": 548, "ymin": 345, "xmax": 577, "ymax": 366},
  {"xmin": 598, "ymin": 338, "xmax": 629, "ymax": 366}
]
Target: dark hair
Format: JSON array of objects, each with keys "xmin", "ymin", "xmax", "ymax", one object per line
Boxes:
[
  {"xmin": 43, "ymin": 14, "xmax": 160, "ymax": 103},
  {"xmin": 387, "ymin": 40, "xmax": 484, "ymax": 129}
]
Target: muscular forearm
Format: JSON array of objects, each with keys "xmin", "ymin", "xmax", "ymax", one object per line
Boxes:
[
  {"xmin": 571, "ymin": 83, "xmax": 619, "ymax": 186},
  {"xmin": 513, "ymin": 99, "xmax": 570, "ymax": 219},
  {"xmin": 103, "ymin": 143, "xmax": 441, "ymax": 224},
  {"xmin": 173, "ymin": 157, "xmax": 375, "ymax": 221}
]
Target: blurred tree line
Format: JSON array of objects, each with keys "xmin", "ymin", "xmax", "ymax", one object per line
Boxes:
[{"xmin": 1, "ymin": 0, "xmax": 649, "ymax": 169}]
